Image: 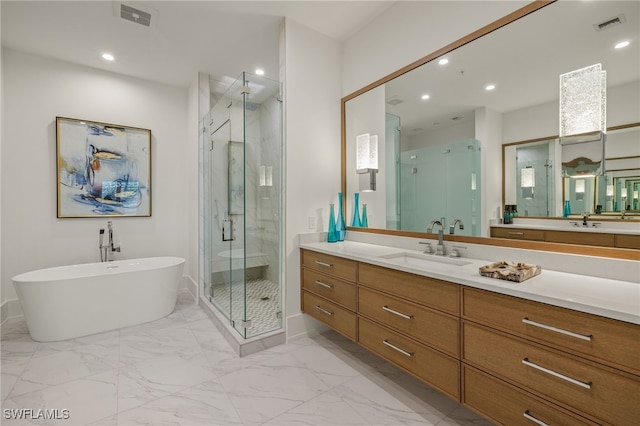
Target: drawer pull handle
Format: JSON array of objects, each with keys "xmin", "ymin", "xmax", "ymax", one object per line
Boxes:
[
  {"xmin": 523, "ymin": 410, "xmax": 549, "ymax": 426},
  {"xmin": 314, "ymin": 260, "xmax": 333, "ymax": 268},
  {"xmin": 522, "ymin": 318, "xmax": 592, "ymax": 341},
  {"xmin": 508, "ymin": 231, "xmax": 525, "ymax": 235},
  {"xmin": 315, "ymin": 280, "xmax": 334, "ymax": 289},
  {"xmin": 522, "ymin": 358, "xmax": 591, "ymax": 389},
  {"xmin": 382, "ymin": 339, "xmax": 413, "ymax": 357},
  {"xmin": 382, "ymin": 305, "xmax": 413, "ymax": 320},
  {"xmin": 315, "ymin": 305, "xmax": 334, "ymax": 316}
]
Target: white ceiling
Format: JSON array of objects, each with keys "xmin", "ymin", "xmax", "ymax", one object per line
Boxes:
[{"xmin": 1, "ymin": 1, "xmax": 395, "ymax": 89}]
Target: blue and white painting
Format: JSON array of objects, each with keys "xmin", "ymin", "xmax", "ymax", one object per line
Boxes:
[{"xmin": 56, "ymin": 117, "xmax": 151, "ymax": 217}]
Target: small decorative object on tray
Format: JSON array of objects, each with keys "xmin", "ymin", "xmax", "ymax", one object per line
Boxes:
[{"xmin": 479, "ymin": 261, "xmax": 541, "ymax": 283}]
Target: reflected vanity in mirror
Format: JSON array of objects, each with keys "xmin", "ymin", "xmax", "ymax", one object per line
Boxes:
[
  {"xmin": 503, "ymin": 123, "xmax": 640, "ymax": 219},
  {"xmin": 342, "ymin": 0, "xmax": 639, "ymax": 256}
]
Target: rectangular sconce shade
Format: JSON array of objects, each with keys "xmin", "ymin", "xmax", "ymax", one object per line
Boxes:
[
  {"xmin": 606, "ymin": 184, "xmax": 614, "ymax": 196},
  {"xmin": 471, "ymin": 172, "xmax": 477, "ymax": 191},
  {"xmin": 356, "ymin": 133, "xmax": 379, "ymax": 191},
  {"xmin": 356, "ymin": 134, "xmax": 378, "ymax": 171},
  {"xmin": 634, "ymin": 191, "xmax": 639, "ymax": 200},
  {"xmin": 559, "ymin": 64, "xmax": 606, "ymax": 178},
  {"xmin": 575, "ymin": 179, "xmax": 585, "ymax": 193},
  {"xmin": 520, "ymin": 167, "xmax": 535, "ymax": 188},
  {"xmin": 621, "ymin": 188, "xmax": 627, "ymax": 198}
]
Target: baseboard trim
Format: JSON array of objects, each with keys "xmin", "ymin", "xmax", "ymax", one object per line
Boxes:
[
  {"xmin": 285, "ymin": 312, "xmax": 328, "ymax": 343},
  {"xmin": 1, "ymin": 299, "xmax": 23, "ymax": 327}
]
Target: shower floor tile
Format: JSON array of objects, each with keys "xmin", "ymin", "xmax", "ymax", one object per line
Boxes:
[
  {"xmin": 211, "ymin": 278, "xmax": 282, "ymax": 337},
  {"xmin": 0, "ymin": 290, "xmax": 494, "ymax": 425}
]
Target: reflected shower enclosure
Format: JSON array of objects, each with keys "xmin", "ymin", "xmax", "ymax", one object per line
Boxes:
[{"xmin": 200, "ymin": 72, "xmax": 283, "ymax": 339}]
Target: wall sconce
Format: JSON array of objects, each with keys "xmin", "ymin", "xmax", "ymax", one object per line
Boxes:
[
  {"xmin": 520, "ymin": 166, "xmax": 535, "ymax": 199},
  {"xmin": 471, "ymin": 172, "xmax": 477, "ymax": 191},
  {"xmin": 559, "ymin": 64, "xmax": 606, "ymax": 178},
  {"xmin": 356, "ymin": 133, "xmax": 379, "ymax": 192},
  {"xmin": 575, "ymin": 178, "xmax": 586, "ymax": 201},
  {"xmin": 259, "ymin": 165, "xmax": 272, "ymax": 187}
]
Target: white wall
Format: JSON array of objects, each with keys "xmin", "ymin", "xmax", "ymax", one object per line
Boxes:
[
  {"xmin": 1, "ymin": 49, "xmax": 190, "ymax": 305},
  {"xmin": 282, "ymin": 19, "xmax": 342, "ymax": 340}
]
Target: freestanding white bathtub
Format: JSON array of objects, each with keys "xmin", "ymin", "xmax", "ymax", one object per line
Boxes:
[{"xmin": 12, "ymin": 257, "xmax": 185, "ymax": 342}]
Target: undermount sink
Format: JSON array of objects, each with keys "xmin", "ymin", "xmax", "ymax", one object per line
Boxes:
[{"xmin": 378, "ymin": 252, "xmax": 471, "ymax": 270}]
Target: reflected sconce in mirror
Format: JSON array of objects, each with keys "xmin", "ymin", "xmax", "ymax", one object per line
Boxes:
[
  {"xmin": 520, "ymin": 166, "xmax": 535, "ymax": 199},
  {"xmin": 259, "ymin": 165, "xmax": 272, "ymax": 187},
  {"xmin": 606, "ymin": 184, "xmax": 614, "ymax": 211},
  {"xmin": 559, "ymin": 64, "xmax": 606, "ymax": 178},
  {"xmin": 575, "ymin": 178, "xmax": 586, "ymax": 201},
  {"xmin": 356, "ymin": 133, "xmax": 379, "ymax": 192}
]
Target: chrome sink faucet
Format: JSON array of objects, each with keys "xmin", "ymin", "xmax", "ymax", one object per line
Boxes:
[
  {"xmin": 449, "ymin": 219, "xmax": 464, "ymax": 234},
  {"xmin": 582, "ymin": 213, "xmax": 590, "ymax": 227},
  {"xmin": 427, "ymin": 220, "xmax": 445, "ymax": 256}
]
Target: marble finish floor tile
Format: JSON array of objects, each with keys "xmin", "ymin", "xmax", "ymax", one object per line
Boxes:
[{"xmin": 0, "ymin": 291, "xmax": 494, "ymax": 425}]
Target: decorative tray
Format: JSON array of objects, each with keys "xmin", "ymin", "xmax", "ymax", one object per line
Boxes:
[{"xmin": 479, "ymin": 261, "xmax": 542, "ymax": 283}]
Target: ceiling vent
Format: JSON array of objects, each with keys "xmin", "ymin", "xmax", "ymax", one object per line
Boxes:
[
  {"xmin": 594, "ymin": 14, "xmax": 626, "ymax": 31},
  {"xmin": 386, "ymin": 96, "xmax": 404, "ymax": 106},
  {"xmin": 113, "ymin": 2, "xmax": 158, "ymax": 28}
]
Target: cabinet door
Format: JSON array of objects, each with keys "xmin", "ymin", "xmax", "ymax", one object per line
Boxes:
[
  {"xmin": 302, "ymin": 268, "xmax": 356, "ymax": 310},
  {"xmin": 301, "ymin": 250, "xmax": 357, "ymax": 281},
  {"xmin": 463, "ymin": 366, "xmax": 600, "ymax": 426},
  {"xmin": 358, "ymin": 263, "xmax": 459, "ymax": 315},
  {"xmin": 359, "ymin": 317, "xmax": 460, "ymax": 400},
  {"xmin": 358, "ymin": 286, "xmax": 459, "ymax": 357},
  {"xmin": 302, "ymin": 291, "xmax": 356, "ymax": 341}
]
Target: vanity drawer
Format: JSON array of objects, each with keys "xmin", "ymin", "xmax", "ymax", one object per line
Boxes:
[
  {"xmin": 462, "ymin": 287, "xmax": 640, "ymax": 375},
  {"xmin": 358, "ymin": 317, "xmax": 459, "ymax": 400},
  {"xmin": 301, "ymin": 249, "xmax": 357, "ymax": 281},
  {"xmin": 545, "ymin": 230, "xmax": 614, "ymax": 247},
  {"xmin": 490, "ymin": 227, "xmax": 545, "ymax": 241},
  {"xmin": 358, "ymin": 286, "xmax": 459, "ymax": 357},
  {"xmin": 302, "ymin": 269, "xmax": 356, "ymax": 310},
  {"xmin": 615, "ymin": 234, "xmax": 640, "ymax": 250},
  {"xmin": 462, "ymin": 321, "xmax": 640, "ymax": 426},
  {"xmin": 462, "ymin": 365, "xmax": 599, "ymax": 426},
  {"xmin": 302, "ymin": 291, "xmax": 356, "ymax": 341},
  {"xmin": 358, "ymin": 263, "xmax": 459, "ymax": 315}
]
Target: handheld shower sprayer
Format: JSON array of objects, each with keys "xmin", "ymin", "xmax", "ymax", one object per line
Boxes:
[{"xmin": 99, "ymin": 228, "xmax": 106, "ymax": 262}]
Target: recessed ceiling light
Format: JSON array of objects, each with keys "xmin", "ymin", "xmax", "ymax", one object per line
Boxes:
[
  {"xmin": 421, "ymin": 94, "xmax": 430, "ymax": 100},
  {"xmin": 102, "ymin": 53, "xmax": 115, "ymax": 61},
  {"xmin": 615, "ymin": 40, "xmax": 630, "ymax": 49},
  {"xmin": 485, "ymin": 84, "xmax": 496, "ymax": 91},
  {"xmin": 255, "ymin": 69, "xmax": 265, "ymax": 76},
  {"xmin": 438, "ymin": 58, "xmax": 449, "ymax": 65}
]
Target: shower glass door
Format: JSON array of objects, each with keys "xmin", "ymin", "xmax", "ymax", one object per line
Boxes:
[
  {"xmin": 205, "ymin": 74, "xmax": 247, "ymax": 337},
  {"xmin": 203, "ymin": 71, "xmax": 283, "ymax": 339}
]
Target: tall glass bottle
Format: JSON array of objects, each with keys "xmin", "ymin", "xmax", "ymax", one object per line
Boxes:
[
  {"xmin": 336, "ymin": 193, "xmax": 346, "ymax": 241},
  {"xmin": 361, "ymin": 204, "xmax": 368, "ymax": 228},
  {"xmin": 351, "ymin": 193, "xmax": 361, "ymax": 227},
  {"xmin": 327, "ymin": 204, "xmax": 338, "ymax": 243}
]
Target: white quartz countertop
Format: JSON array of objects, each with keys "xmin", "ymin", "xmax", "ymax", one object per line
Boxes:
[
  {"xmin": 299, "ymin": 240, "xmax": 640, "ymax": 325},
  {"xmin": 491, "ymin": 223, "xmax": 640, "ymax": 235}
]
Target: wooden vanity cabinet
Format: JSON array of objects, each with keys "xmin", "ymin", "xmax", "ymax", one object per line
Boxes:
[
  {"xmin": 357, "ymin": 263, "xmax": 461, "ymax": 399},
  {"xmin": 491, "ymin": 226, "xmax": 640, "ymax": 249},
  {"xmin": 300, "ymin": 249, "xmax": 357, "ymax": 340},
  {"xmin": 300, "ymin": 248, "xmax": 640, "ymax": 425}
]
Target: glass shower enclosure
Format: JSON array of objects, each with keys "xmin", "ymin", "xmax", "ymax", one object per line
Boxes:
[{"xmin": 201, "ymin": 72, "xmax": 283, "ymax": 339}]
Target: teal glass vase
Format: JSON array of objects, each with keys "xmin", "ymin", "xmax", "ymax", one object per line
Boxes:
[
  {"xmin": 563, "ymin": 200, "xmax": 571, "ymax": 217},
  {"xmin": 361, "ymin": 204, "xmax": 368, "ymax": 227},
  {"xmin": 327, "ymin": 204, "xmax": 338, "ymax": 243},
  {"xmin": 336, "ymin": 193, "xmax": 346, "ymax": 241},
  {"xmin": 351, "ymin": 193, "xmax": 361, "ymax": 227}
]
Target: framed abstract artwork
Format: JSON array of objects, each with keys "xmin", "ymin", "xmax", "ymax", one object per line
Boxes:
[{"xmin": 56, "ymin": 117, "xmax": 151, "ymax": 218}]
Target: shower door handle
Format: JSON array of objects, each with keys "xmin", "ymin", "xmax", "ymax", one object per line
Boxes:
[{"xmin": 222, "ymin": 219, "xmax": 236, "ymax": 242}]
